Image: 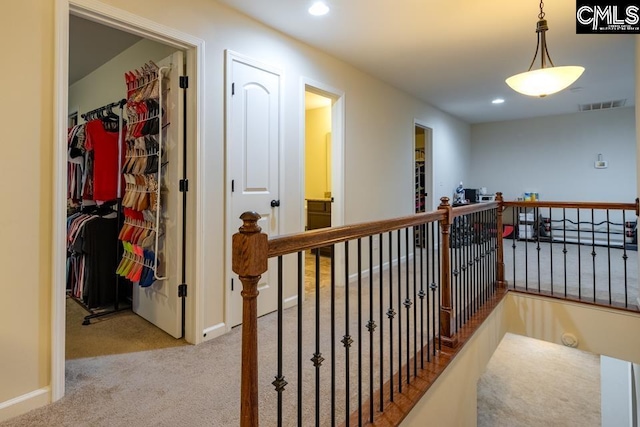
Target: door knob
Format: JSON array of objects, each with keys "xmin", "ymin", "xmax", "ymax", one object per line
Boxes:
[{"xmin": 270, "ymin": 199, "xmax": 280, "ymax": 207}]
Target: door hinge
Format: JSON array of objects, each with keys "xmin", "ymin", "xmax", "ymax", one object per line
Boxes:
[
  {"xmin": 232, "ymin": 83, "xmax": 235, "ymax": 96},
  {"xmin": 231, "ymin": 278, "xmax": 234, "ymax": 291},
  {"xmin": 178, "ymin": 284, "xmax": 188, "ymax": 298},
  {"xmin": 179, "ymin": 179, "xmax": 189, "ymax": 192},
  {"xmin": 179, "ymin": 76, "xmax": 189, "ymax": 89},
  {"xmin": 231, "ymin": 179, "xmax": 235, "ymax": 193}
]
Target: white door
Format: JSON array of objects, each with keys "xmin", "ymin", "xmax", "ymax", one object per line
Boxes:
[
  {"xmin": 227, "ymin": 52, "xmax": 281, "ymax": 327},
  {"xmin": 132, "ymin": 50, "xmax": 184, "ymax": 338}
]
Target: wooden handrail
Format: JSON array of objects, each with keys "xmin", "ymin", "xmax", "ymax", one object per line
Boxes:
[
  {"xmin": 451, "ymin": 200, "xmax": 499, "ymax": 218},
  {"xmin": 268, "ymin": 210, "xmax": 444, "ymax": 258}
]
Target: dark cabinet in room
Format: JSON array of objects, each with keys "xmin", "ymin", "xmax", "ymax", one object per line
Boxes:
[{"xmin": 307, "ymin": 199, "xmax": 332, "ymax": 256}]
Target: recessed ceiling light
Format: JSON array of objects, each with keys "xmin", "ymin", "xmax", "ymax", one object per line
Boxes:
[
  {"xmin": 309, "ymin": 1, "xmax": 330, "ymax": 16},
  {"xmin": 492, "ymin": 98, "xmax": 505, "ymax": 104}
]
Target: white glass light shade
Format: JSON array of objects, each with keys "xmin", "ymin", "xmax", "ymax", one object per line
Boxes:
[{"xmin": 505, "ymin": 66, "xmax": 585, "ymax": 97}]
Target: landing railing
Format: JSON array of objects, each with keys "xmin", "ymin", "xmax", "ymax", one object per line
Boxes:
[
  {"xmin": 503, "ymin": 200, "xmax": 639, "ymax": 309},
  {"xmin": 232, "ymin": 195, "xmax": 639, "ymax": 426},
  {"xmin": 232, "ymin": 195, "xmax": 506, "ymax": 426}
]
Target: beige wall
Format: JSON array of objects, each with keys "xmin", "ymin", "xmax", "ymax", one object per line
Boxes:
[
  {"xmin": 506, "ymin": 293, "xmax": 640, "ymax": 364},
  {"xmin": 401, "ymin": 297, "xmax": 510, "ymax": 427},
  {"xmin": 0, "ymin": 0, "xmax": 472, "ymax": 419},
  {"xmin": 305, "ymin": 106, "xmax": 331, "ymax": 199},
  {"xmin": 0, "ymin": 0, "xmax": 54, "ymax": 411}
]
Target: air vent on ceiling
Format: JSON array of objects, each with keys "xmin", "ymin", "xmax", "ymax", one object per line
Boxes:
[{"xmin": 579, "ymin": 99, "xmax": 627, "ymax": 112}]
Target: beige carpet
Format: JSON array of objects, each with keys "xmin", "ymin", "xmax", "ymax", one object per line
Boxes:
[
  {"xmin": 478, "ymin": 333, "xmax": 601, "ymax": 427},
  {"xmin": 66, "ymin": 297, "xmax": 187, "ymax": 359},
  {"xmin": 3, "ymin": 249, "xmax": 606, "ymax": 426}
]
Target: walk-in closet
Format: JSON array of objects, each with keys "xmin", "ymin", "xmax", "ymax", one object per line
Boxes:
[{"xmin": 65, "ymin": 15, "xmax": 188, "ymax": 360}]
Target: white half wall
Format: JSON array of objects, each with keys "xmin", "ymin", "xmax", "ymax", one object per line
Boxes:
[{"xmin": 469, "ymin": 107, "xmax": 637, "ymax": 202}]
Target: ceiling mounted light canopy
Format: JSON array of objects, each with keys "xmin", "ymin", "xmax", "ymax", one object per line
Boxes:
[{"xmin": 506, "ymin": 1, "xmax": 584, "ymax": 98}]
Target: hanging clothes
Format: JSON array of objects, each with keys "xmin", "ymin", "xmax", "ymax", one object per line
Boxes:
[
  {"xmin": 84, "ymin": 119, "xmax": 126, "ymax": 203},
  {"xmin": 67, "ymin": 210, "xmax": 119, "ymax": 308}
]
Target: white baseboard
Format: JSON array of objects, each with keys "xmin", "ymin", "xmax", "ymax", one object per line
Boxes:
[
  {"xmin": 0, "ymin": 387, "xmax": 50, "ymax": 423},
  {"xmin": 202, "ymin": 322, "xmax": 226, "ymax": 341},
  {"xmin": 347, "ymin": 254, "xmax": 412, "ymax": 283},
  {"xmin": 284, "ymin": 295, "xmax": 298, "ymax": 309}
]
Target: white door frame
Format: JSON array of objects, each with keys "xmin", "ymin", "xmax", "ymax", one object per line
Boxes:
[
  {"xmin": 53, "ymin": 0, "xmax": 206, "ymax": 401},
  {"xmin": 414, "ymin": 120, "xmax": 434, "ymax": 211},
  {"xmin": 300, "ymin": 78, "xmax": 346, "ymax": 287}
]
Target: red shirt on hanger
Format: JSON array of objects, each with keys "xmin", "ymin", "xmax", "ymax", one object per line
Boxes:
[{"xmin": 85, "ymin": 120, "xmax": 126, "ymax": 202}]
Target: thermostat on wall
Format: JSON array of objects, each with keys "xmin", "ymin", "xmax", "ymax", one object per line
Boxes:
[
  {"xmin": 594, "ymin": 154, "xmax": 608, "ymax": 169},
  {"xmin": 594, "ymin": 160, "xmax": 608, "ymax": 169}
]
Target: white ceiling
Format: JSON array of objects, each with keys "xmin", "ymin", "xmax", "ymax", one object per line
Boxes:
[{"xmin": 216, "ymin": 0, "xmax": 636, "ymax": 124}]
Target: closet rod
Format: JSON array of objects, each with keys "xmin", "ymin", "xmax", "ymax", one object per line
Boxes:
[{"xmin": 81, "ymin": 98, "xmax": 126, "ymax": 121}]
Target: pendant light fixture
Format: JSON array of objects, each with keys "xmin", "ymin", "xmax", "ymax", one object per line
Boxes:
[{"xmin": 506, "ymin": 1, "xmax": 584, "ymax": 97}]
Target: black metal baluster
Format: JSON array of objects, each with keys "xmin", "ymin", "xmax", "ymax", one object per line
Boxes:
[
  {"xmin": 425, "ymin": 224, "xmax": 432, "ymax": 361},
  {"xmin": 563, "ymin": 208, "xmax": 568, "ymax": 297},
  {"xmin": 483, "ymin": 210, "xmax": 487, "ymax": 304},
  {"xmin": 397, "ymin": 229, "xmax": 402, "ymax": 393},
  {"xmin": 477, "ymin": 212, "xmax": 482, "ymax": 306},
  {"xmin": 474, "ymin": 212, "xmax": 479, "ymax": 310},
  {"xmin": 480, "ymin": 211, "xmax": 485, "ymax": 307},
  {"xmin": 404, "ymin": 228, "xmax": 411, "ymax": 383},
  {"xmin": 312, "ymin": 249, "xmax": 323, "ymax": 427},
  {"xmin": 606, "ymin": 210, "xmax": 612, "ymax": 305},
  {"xmin": 512, "ymin": 208, "xmax": 517, "ymax": 288},
  {"xmin": 470, "ymin": 214, "xmax": 475, "ymax": 313},
  {"xmin": 379, "ymin": 233, "xmax": 384, "ymax": 412},
  {"xmin": 436, "ymin": 221, "xmax": 441, "ymax": 351},
  {"xmin": 622, "ymin": 210, "xmax": 629, "ymax": 307},
  {"xmin": 591, "ymin": 209, "xmax": 596, "ymax": 302},
  {"xmin": 330, "ymin": 245, "xmax": 336, "ymax": 427},
  {"xmin": 419, "ymin": 224, "xmax": 427, "ymax": 366},
  {"xmin": 297, "ymin": 252, "xmax": 303, "ymax": 426},
  {"xmin": 367, "ymin": 236, "xmax": 375, "ymax": 424},
  {"xmin": 274, "ymin": 256, "xmax": 286, "ymax": 426},
  {"xmin": 536, "ymin": 207, "xmax": 541, "ymax": 293},
  {"xmin": 343, "ymin": 241, "xmax": 351, "ymax": 426},
  {"xmin": 524, "ymin": 207, "xmax": 529, "ymax": 291},
  {"xmin": 577, "ymin": 209, "xmax": 582, "ymax": 300},
  {"xmin": 357, "ymin": 239, "xmax": 363, "ymax": 426},
  {"xmin": 591, "ymin": 209, "xmax": 596, "ymax": 303},
  {"xmin": 549, "ymin": 208, "xmax": 553, "ymax": 295},
  {"xmin": 412, "ymin": 227, "xmax": 418, "ymax": 377},
  {"xmin": 466, "ymin": 214, "xmax": 471, "ymax": 321},
  {"xmin": 387, "ymin": 231, "xmax": 394, "ymax": 401}
]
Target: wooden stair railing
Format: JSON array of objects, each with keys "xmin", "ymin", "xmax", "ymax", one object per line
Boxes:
[{"xmin": 232, "ymin": 194, "xmax": 505, "ymax": 426}]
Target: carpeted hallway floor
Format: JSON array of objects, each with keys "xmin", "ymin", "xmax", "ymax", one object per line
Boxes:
[
  {"xmin": 3, "ymin": 250, "xmax": 607, "ymax": 426},
  {"xmin": 4, "ymin": 314, "xmax": 602, "ymax": 426}
]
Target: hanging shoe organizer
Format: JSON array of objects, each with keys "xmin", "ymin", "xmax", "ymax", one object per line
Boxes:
[{"xmin": 116, "ymin": 61, "xmax": 170, "ymax": 286}]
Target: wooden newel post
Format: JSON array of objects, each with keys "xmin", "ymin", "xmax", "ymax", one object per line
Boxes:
[
  {"xmin": 495, "ymin": 192, "xmax": 507, "ymax": 289},
  {"xmin": 232, "ymin": 212, "xmax": 268, "ymax": 427},
  {"xmin": 438, "ymin": 197, "xmax": 458, "ymax": 348}
]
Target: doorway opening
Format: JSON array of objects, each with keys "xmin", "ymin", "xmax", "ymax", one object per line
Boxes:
[
  {"xmin": 414, "ymin": 123, "xmax": 433, "ymax": 213},
  {"xmin": 304, "ymin": 90, "xmax": 333, "ymax": 295},
  {"xmin": 65, "ymin": 15, "xmax": 188, "ymax": 359},
  {"xmin": 54, "ymin": 0, "xmax": 205, "ymax": 401}
]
